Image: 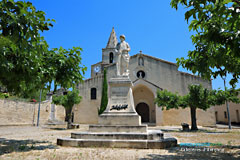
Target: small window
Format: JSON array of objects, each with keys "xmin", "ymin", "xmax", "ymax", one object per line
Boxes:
[
  {"xmin": 138, "ymin": 57, "xmax": 144, "ymax": 66},
  {"xmin": 224, "ymin": 111, "xmax": 227, "ymax": 119},
  {"xmin": 91, "ymin": 88, "xmax": 97, "ymax": 100},
  {"xmin": 109, "ymin": 52, "xmax": 114, "ymax": 63},
  {"xmin": 137, "ymin": 70, "xmax": 146, "ymax": 79}
]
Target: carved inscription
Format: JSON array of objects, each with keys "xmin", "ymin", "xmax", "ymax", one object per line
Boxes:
[{"xmin": 110, "ymin": 104, "xmax": 128, "ymax": 111}]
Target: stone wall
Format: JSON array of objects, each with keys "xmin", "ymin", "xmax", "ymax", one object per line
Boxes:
[
  {"xmin": 214, "ymin": 102, "xmax": 240, "ymax": 124},
  {"xmin": 75, "ymin": 75, "xmax": 103, "ymax": 124},
  {"xmin": 0, "ymin": 99, "xmax": 65, "ymax": 126},
  {"xmin": 161, "ymin": 107, "xmax": 216, "ymax": 126}
]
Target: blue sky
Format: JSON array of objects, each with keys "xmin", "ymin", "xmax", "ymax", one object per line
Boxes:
[{"xmin": 31, "ymin": 0, "xmax": 236, "ymax": 90}]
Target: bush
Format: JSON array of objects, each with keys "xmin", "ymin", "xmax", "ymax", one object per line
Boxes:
[{"xmin": 0, "ymin": 92, "xmax": 9, "ymax": 99}]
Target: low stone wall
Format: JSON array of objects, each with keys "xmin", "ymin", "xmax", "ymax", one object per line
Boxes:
[
  {"xmin": 161, "ymin": 107, "xmax": 216, "ymax": 126},
  {"xmin": 0, "ymin": 99, "xmax": 65, "ymax": 126}
]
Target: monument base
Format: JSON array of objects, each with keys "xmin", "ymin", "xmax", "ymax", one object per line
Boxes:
[
  {"xmin": 57, "ymin": 130, "xmax": 177, "ymax": 149},
  {"xmin": 98, "ymin": 113, "xmax": 141, "ymax": 125}
]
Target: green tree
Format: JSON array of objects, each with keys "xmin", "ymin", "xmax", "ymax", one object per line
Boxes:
[
  {"xmin": 21, "ymin": 88, "xmax": 48, "ymax": 102},
  {"xmin": 170, "ymin": 0, "xmax": 240, "ymax": 86},
  {"xmin": 46, "ymin": 47, "xmax": 87, "ymax": 93},
  {"xmin": 213, "ymin": 86, "xmax": 240, "ymax": 105},
  {"xmin": 98, "ymin": 69, "xmax": 108, "ymax": 115},
  {"xmin": 170, "ymin": 0, "xmax": 240, "ymax": 129},
  {"xmin": 155, "ymin": 85, "xmax": 218, "ymax": 130},
  {"xmin": 52, "ymin": 89, "xmax": 81, "ymax": 129},
  {"xmin": 0, "ymin": 0, "xmax": 87, "ymax": 96},
  {"xmin": 155, "ymin": 84, "xmax": 240, "ymax": 130},
  {"xmin": 0, "ymin": 0, "xmax": 53, "ymax": 94}
]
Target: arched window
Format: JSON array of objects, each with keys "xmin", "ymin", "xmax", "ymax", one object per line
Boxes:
[
  {"xmin": 138, "ymin": 57, "xmax": 144, "ymax": 66},
  {"xmin": 137, "ymin": 70, "xmax": 146, "ymax": 79},
  {"xmin": 91, "ymin": 88, "xmax": 97, "ymax": 100},
  {"xmin": 109, "ymin": 52, "xmax": 114, "ymax": 63}
]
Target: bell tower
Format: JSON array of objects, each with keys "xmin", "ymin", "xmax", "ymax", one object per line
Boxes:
[{"xmin": 102, "ymin": 27, "xmax": 118, "ymax": 64}]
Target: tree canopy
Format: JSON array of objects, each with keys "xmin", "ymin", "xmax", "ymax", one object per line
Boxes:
[
  {"xmin": 155, "ymin": 84, "xmax": 239, "ymax": 130},
  {"xmin": 52, "ymin": 89, "xmax": 81, "ymax": 128},
  {"xmin": 170, "ymin": 0, "xmax": 240, "ymax": 85},
  {"xmin": 0, "ymin": 0, "xmax": 52, "ymax": 94},
  {"xmin": 0, "ymin": 0, "xmax": 86, "ymax": 96},
  {"xmin": 47, "ymin": 47, "xmax": 86, "ymax": 92}
]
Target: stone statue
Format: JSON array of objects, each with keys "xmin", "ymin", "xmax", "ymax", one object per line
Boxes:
[{"xmin": 115, "ymin": 35, "xmax": 131, "ymax": 76}]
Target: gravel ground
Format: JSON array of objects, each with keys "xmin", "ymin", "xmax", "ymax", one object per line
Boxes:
[{"xmin": 0, "ymin": 125, "xmax": 239, "ymax": 160}]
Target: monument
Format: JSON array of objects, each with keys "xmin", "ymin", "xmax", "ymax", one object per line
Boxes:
[
  {"xmin": 57, "ymin": 34, "xmax": 177, "ymax": 149},
  {"xmin": 98, "ymin": 35, "xmax": 141, "ymax": 126}
]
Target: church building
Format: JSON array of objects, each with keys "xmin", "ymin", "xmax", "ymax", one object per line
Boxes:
[{"xmin": 73, "ymin": 28, "xmax": 216, "ymax": 126}]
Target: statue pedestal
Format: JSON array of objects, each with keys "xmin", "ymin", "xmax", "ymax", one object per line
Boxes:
[{"xmin": 99, "ymin": 76, "xmax": 141, "ymax": 126}]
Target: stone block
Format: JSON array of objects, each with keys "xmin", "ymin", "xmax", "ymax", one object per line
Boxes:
[
  {"xmin": 98, "ymin": 113, "xmax": 141, "ymax": 125},
  {"xmin": 147, "ymin": 138, "xmax": 178, "ymax": 149},
  {"xmin": 70, "ymin": 130, "xmax": 163, "ymax": 140},
  {"xmin": 89, "ymin": 124, "xmax": 147, "ymax": 133},
  {"xmin": 57, "ymin": 138, "xmax": 177, "ymax": 149}
]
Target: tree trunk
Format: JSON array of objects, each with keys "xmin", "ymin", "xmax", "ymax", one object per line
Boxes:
[
  {"xmin": 67, "ymin": 115, "xmax": 72, "ymax": 129},
  {"xmin": 53, "ymin": 84, "xmax": 57, "ymax": 93},
  {"xmin": 65, "ymin": 109, "xmax": 72, "ymax": 129},
  {"xmin": 190, "ymin": 106, "xmax": 198, "ymax": 131}
]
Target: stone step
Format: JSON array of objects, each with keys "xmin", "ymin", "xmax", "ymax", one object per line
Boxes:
[
  {"xmin": 57, "ymin": 137, "xmax": 177, "ymax": 149},
  {"xmin": 89, "ymin": 124, "xmax": 147, "ymax": 133},
  {"xmin": 71, "ymin": 130, "xmax": 163, "ymax": 140}
]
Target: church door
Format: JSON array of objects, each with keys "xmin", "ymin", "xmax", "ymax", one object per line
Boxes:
[{"xmin": 136, "ymin": 103, "xmax": 150, "ymax": 123}]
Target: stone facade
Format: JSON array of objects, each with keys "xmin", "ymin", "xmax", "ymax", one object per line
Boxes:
[
  {"xmin": 74, "ymin": 28, "xmax": 216, "ymax": 126},
  {"xmin": 0, "ymin": 99, "xmax": 65, "ymax": 126},
  {"xmin": 214, "ymin": 101, "xmax": 240, "ymax": 124}
]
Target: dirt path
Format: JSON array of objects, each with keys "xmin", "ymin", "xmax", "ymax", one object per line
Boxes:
[{"xmin": 0, "ymin": 125, "xmax": 239, "ymax": 160}]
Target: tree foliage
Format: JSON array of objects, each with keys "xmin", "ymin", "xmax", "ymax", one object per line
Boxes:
[
  {"xmin": 170, "ymin": 0, "xmax": 240, "ymax": 85},
  {"xmin": 154, "ymin": 89, "xmax": 181, "ymax": 110},
  {"xmin": 155, "ymin": 85, "xmax": 216, "ymax": 111},
  {"xmin": 0, "ymin": 0, "xmax": 86, "ymax": 96},
  {"xmin": 213, "ymin": 86, "xmax": 240, "ymax": 105},
  {"xmin": 155, "ymin": 84, "xmax": 240, "ymax": 130},
  {"xmin": 99, "ymin": 69, "xmax": 108, "ymax": 115},
  {"xmin": 52, "ymin": 89, "xmax": 81, "ymax": 128},
  {"xmin": 0, "ymin": 0, "xmax": 53, "ymax": 94},
  {"xmin": 47, "ymin": 47, "xmax": 86, "ymax": 92},
  {"xmin": 21, "ymin": 88, "xmax": 48, "ymax": 102}
]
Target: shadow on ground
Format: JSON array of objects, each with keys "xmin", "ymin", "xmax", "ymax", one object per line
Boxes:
[
  {"xmin": 0, "ymin": 138, "xmax": 58, "ymax": 156},
  {"xmin": 160, "ymin": 129, "xmax": 229, "ymax": 134},
  {"xmin": 140, "ymin": 146, "xmax": 240, "ymax": 160},
  {"xmin": 48, "ymin": 128, "xmax": 67, "ymax": 131}
]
